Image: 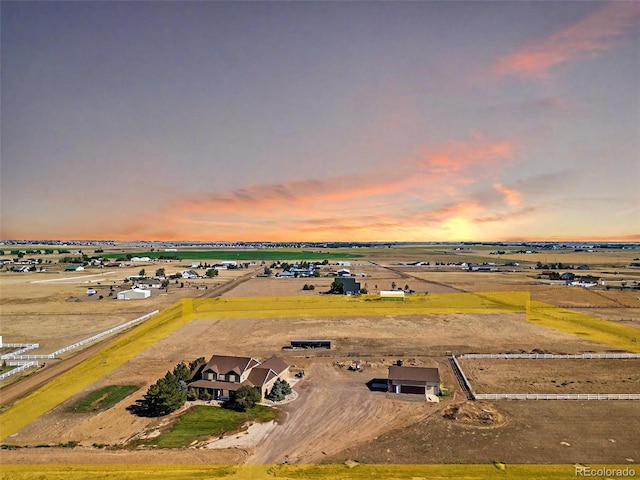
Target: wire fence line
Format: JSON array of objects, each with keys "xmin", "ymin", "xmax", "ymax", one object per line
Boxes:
[
  {"xmin": 475, "ymin": 393, "xmax": 640, "ymax": 400},
  {"xmin": 459, "ymin": 353, "xmax": 640, "ymax": 359},
  {"xmin": 0, "ymin": 310, "xmax": 159, "ymax": 380}
]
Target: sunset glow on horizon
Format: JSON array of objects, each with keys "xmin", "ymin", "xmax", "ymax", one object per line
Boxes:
[{"xmin": 1, "ymin": 2, "xmax": 638, "ymax": 242}]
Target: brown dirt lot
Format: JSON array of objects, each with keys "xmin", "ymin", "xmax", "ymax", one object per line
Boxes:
[
  {"xmin": 328, "ymin": 400, "xmax": 640, "ymax": 464},
  {"xmin": 459, "ymin": 358, "xmax": 640, "ymax": 394}
]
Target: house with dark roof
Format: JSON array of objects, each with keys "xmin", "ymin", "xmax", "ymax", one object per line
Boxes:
[
  {"xmin": 188, "ymin": 354, "xmax": 289, "ymax": 400},
  {"xmin": 334, "ymin": 277, "xmax": 360, "ymax": 294},
  {"xmin": 388, "ymin": 365, "xmax": 440, "ymax": 397}
]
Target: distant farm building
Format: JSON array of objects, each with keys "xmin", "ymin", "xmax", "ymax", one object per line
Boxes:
[
  {"xmin": 570, "ymin": 276, "xmax": 603, "ymax": 287},
  {"xmin": 290, "ymin": 340, "xmax": 331, "ymax": 349},
  {"xmin": 137, "ymin": 278, "xmax": 163, "ymax": 289},
  {"xmin": 380, "ymin": 290, "xmax": 405, "ymax": 300},
  {"xmin": 336, "ymin": 268, "xmax": 351, "ymax": 277},
  {"xmin": 117, "ymin": 288, "xmax": 151, "ymax": 300},
  {"xmin": 388, "ymin": 366, "xmax": 440, "ymax": 398},
  {"xmin": 188, "ymin": 354, "xmax": 289, "ymax": 400},
  {"xmin": 64, "ymin": 265, "xmax": 84, "ymax": 271},
  {"xmin": 334, "ymin": 277, "xmax": 360, "ymax": 295},
  {"xmin": 181, "ymin": 270, "xmax": 200, "ymax": 279}
]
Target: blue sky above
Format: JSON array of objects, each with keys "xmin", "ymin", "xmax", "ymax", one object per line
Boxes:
[{"xmin": 1, "ymin": 1, "xmax": 638, "ymax": 241}]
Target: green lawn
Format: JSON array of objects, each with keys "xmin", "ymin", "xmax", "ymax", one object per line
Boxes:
[
  {"xmin": 70, "ymin": 385, "xmax": 139, "ymax": 413},
  {"xmin": 144, "ymin": 404, "xmax": 278, "ymax": 448},
  {"xmin": 103, "ymin": 250, "xmax": 362, "ymax": 261}
]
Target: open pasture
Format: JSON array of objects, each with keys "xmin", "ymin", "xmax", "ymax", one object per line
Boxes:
[{"xmin": 459, "ymin": 358, "xmax": 640, "ymax": 394}]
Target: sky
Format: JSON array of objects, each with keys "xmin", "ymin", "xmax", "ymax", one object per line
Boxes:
[{"xmin": 1, "ymin": 1, "xmax": 639, "ymax": 242}]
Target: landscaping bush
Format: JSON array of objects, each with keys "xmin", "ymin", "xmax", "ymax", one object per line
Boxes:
[
  {"xmin": 226, "ymin": 386, "xmax": 261, "ymax": 412},
  {"xmin": 266, "ymin": 379, "xmax": 292, "ymax": 402}
]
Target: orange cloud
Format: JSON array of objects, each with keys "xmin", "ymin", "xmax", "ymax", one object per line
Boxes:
[
  {"xmin": 415, "ymin": 135, "xmax": 515, "ymax": 174},
  {"xmin": 493, "ymin": 2, "xmax": 640, "ymax": 79},
  {"xmin": 175, "ymin": 134, "xmax": 518, "ymax": 217},
  {"xmin": 493, "ymin": 183, "xmax": 523, "ymax": 206}
]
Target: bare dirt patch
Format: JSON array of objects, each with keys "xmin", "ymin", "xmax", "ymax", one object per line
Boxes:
[
  {"xmin": 459, "ymin": 358, "xmax": 640, "ymax": 394},
  {"xmin": 328, "ymin": 400, "xmax": 640, "ymax": 464}
]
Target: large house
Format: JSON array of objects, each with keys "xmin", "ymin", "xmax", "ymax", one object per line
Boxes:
[
  {"xmin": 188, "ymin": 354, "xmax": 289, "ymax": 400},
  {"xmin": 388, "ymin": 365, "xmax": 440, "ymax": 397}
]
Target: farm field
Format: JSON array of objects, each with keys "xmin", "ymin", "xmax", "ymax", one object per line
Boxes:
[
  {"xmin": 1, "ymin": 246, "xmax": 639, "ymax": 474},
  {"xmin": 459, "ymin": 358, "xmax": 640, "ymax": 394}
]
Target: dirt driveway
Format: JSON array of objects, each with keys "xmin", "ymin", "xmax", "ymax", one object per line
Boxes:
[{"xmin": 248, "ymin": 363, "xmax": 439, "ymax": 464}]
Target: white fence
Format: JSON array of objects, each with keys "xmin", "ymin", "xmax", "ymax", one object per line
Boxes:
[
  {"xmin": 0, "ymin": 344, "xmax": 40, "ymax": 358},
  {"xmin": 47, "ymin": 310, "xmax": 159, "ymax": 358},
  {"xmin": 450, "ymin": 354, "xmax": 475, "ymax": 399},
  {"xmin": 0, "ymin": 362, "xmax": 38, "ymax": 381},
  {"xmin": 0, "ymin": 310, "xmax": 159, "ymax": 380},
  {"xmin": 460, "ymin": 353, "xmax": 640, "ymax": 359},
  {"xmin": 475, "ymin": 393, "xmax": 640, "ymax": 400}
]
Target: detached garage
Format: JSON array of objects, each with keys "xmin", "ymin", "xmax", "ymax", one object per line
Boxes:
[
  {"xmin": 388, "ymin": 365, "xmax": 440, "ymax": 397},
  {"xmin": 117, "ymin": 288, "xmax": 151, "ymax": 300}
]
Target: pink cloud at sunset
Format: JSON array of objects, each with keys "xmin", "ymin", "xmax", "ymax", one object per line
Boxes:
[
  {"xmin": 493, "ymin": 183, "xmax": 522, "ymax": 206},
  {"xmin": 175, "ymin": 134, "xmax": 519, "ymax": 218},
  {"xmin": 492, "ymin": 2, "xmax": 640, "ymax": 79}
]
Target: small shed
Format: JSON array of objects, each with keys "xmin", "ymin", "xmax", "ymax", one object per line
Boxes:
[{"xmin": 117, "ymin": 288, "xmax": 151, "ymax": 300}]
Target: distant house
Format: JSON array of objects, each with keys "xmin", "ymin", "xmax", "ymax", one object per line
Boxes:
[
  {"xmin": 577, "ymin": 265, "xmax": 590, "ymax": 270},
  {"xmin": 64, "ymin": 265, "xmax": 84, "ymax": 271},
  {"xmin": 388, "ymin": 366, "xmax": 440, "ymax": 397},
  {"xmin": 334, "ymin": 277, "xmax": 360, "ymax": 294},
  {"xmin": 560, "ymin": 272, "xmax": 575, "ymax": 281},
  {"xmin": 571, "ymin": 276, "xmax": 602, "ymax": 287},
  {"xmin": 191, "ymin": 262, "xmax": 202, "ymax": 269},
  {"xmin": 188, "ymin": 354, "xmax": 289, "ymax": 400},
  {"xmin": 336, "ymin": 268, "xmax": 351, "ymax": 277},
  {"xmin": 182, "ymin": 270, "xmax": 200, "ymax": 279},
  {"xmin": 105, "ymin": 262, "xmax": 126, "ymax": 268},
  {"xmin": 117, "ymin": 288, "xmax": 151, "ymax": 300},
  {"xmin": 137, "ymin": 278, "xmax": 163, "ymax": 289},
  {"xmin": 629, "ymin": 263, "xmax": 640, "ymax": 269},
  {"xmin": 276, "ymin": 270, "xmax": 295, "ymax": 278}
]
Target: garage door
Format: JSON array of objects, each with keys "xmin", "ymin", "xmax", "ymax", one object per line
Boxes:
[{"xmin": 400, "ymin": 385, "xmax": 425, "ymax": 395}]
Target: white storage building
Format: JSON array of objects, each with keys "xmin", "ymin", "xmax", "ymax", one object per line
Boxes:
[{"xmin": 117, "ymin": 288, "xmax": 151, "ymax": 300}]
